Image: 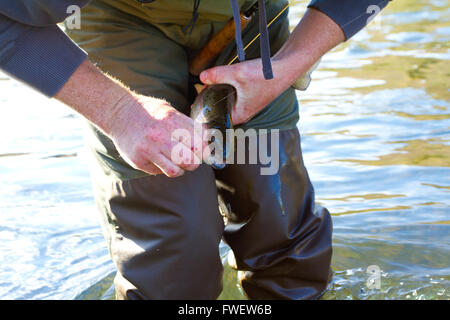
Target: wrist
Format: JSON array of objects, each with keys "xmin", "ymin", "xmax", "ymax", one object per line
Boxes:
[
  {"xmin": 271, "ymin": 8, "xmax": 345, "ymax": 88},
  {"xmin": 272, "ymin": 47, "xmax": 318, "ymax": 89},
  {"xmin": 103, "ymin": 90, "xmax": 145, "ymax": 140}
]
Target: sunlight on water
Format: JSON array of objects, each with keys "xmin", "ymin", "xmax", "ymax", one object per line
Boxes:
[
  {"xmin": 0, "ymin": 0, "xmax": 449, "ymax": 300},
  {"xmin": 296, "ymin": 0, "xmax": 450, "ymax": 300}
]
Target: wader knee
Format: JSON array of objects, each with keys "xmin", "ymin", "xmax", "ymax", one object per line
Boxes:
[{"xmin": 92, "ymin": 166, "xmax": 225, "ymax": 299}]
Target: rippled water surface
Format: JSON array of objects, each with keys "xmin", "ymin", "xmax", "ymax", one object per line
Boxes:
[{"xmin": 0, "ymin": 0, "xmax": 449, "ymax": 300}]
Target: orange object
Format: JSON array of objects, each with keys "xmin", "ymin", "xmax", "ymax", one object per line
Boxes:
[{"xmin": 189, "ymin": 13, "xmax": 253, "ymax": 76}]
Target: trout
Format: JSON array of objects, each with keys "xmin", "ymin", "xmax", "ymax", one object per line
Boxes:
[{"xmin": 190, "ymin": 84, "xmax": 236, "ymax": 169}]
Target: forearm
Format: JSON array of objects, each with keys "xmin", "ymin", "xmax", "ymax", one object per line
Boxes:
[
  {"xmin": 54, "ymin": 58, "xmax": 206, "ymax": 177},
  {"xmin": 54, "ymin": 59, "xmax": 135, "ymax": 136},
  {"xmin": 273, "ymin": 8, "xmax": 345, "ymax": 87}
]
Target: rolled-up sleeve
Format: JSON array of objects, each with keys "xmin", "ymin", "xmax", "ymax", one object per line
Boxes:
[
  {"xmin": 0, "ymin": 0, "xmax": 90, "ymax": 97},
  {"xmin": 308, "ymin": 0, "xmax": 391, "ymax": 40}
]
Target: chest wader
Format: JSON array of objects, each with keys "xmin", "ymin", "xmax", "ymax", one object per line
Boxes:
[{"xmin": 66, "ymin": 0, "xmax": 332, "ymax": 299}]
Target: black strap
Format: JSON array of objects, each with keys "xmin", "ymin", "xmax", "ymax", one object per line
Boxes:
[
  {"xmin": 230, "ymin": 0, "xmax": 246, "ymax": 62},
  {"xmin": 258, "ymin": 0, "xmax": 273, "ymax": 79}
]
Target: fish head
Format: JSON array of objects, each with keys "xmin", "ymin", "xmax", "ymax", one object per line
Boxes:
[{"xmin": 190, "ymin": 84, "xmax": 236, "ymax": 130}]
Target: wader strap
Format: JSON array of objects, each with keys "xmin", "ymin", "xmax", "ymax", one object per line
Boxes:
[
  {"xmin": 230, "ymin": 0, "xmax": 246, "ymax": 62},
  {"xmin": 183, "ymin": 0, "xmax": 201, "ymax": 35},
  {"xmin": 258, "ymin": 0, "xmax": 273, "ymax": 79}
]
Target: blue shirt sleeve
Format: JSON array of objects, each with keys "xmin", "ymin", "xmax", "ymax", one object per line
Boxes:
[
  {"xmin": 0, "ymin": 1, "xmax": 90, "ymax": 97},
  {"xmin": 0, "ymin": 0, "xmax": 91, "ymax": 26},
  {"xmin": 307, "ymin": 0, "xmax": 391, "ymax": 40}
]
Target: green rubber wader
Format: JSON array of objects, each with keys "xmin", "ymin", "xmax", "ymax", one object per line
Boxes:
[{"xmin": 66, "ymin": 0, "xmax": 332, "ymax": 299}]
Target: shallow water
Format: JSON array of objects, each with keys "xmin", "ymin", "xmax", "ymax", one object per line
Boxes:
[{"xmin": 0, "ymin": 0, "xmax": 449, "ymax": 300}]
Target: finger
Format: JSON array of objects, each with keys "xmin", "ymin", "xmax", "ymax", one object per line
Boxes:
[
  {"xmin": 192, "ymin": 123, "xmax": 211, "ymax": 161},
  {"xmin": 139, "ymin": 162, "xmax": 164, "ymax": 176},
  {"xmin": 200, "ymin": 65, "xmax": 236, "ymax": 85},
  {"xmin": 153, "ymin": 154, "xmax": 185, "ymax": 178},
  {"xmin": 175, "ymin": 118, "xmax": 210, "ymax": 162}
]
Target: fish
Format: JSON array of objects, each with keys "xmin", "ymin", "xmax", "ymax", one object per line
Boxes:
[
  {"xmin": 291, "ymin": 59, "xmax": 321, "ymax": 91},
  {"xmin": 190, "ymin": 84, "xmax": 236, "ymax": 169}
]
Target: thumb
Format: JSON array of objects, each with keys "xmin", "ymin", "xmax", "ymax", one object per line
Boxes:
[{"xmin": 200, "ymin": 65, "xmax": 234, "ymax": 85}]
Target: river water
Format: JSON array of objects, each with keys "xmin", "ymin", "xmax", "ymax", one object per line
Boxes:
[{"xmin": 0, "ymin": 0, "xmax": 449, "ymax": 300}]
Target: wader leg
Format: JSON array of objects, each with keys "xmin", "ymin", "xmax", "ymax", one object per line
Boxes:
[
  {"xmin": 215, "ymin": 129, "xmax": 333, "ymax": 299},
  {"xmin": 68, "ymin": 0, "xmax": 331, "ymax": 299},
  {"xmin": 67, "ymin": 2, "xmax": 225, "ymax": 299},
  {"xmin": 90, "ymin": 164, "xmax": 224, "ymax": 299}
]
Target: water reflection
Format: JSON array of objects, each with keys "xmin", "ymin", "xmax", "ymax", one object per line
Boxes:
[
  {"xmin": 340, "ymin": 138, "xmax": 450, "ymax": 167},
  {"xmin": 296, "ymin": 0, "xmax": 449, "ymax": 299}
]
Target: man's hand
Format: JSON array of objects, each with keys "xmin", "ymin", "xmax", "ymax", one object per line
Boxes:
[
  {"xmin": 200, "ymin": 8, "xmax": 345, "ymax": 125},
  {"xmin": 53, "ymin": 9, "xmax": 345, "ymax": 176},
  {"xmin": 107, "ymin": 94, "xmax": 205, "ymax": 177},
  {"xmin": 55, "ymin": 60, "xmax": 207, "ymax": 178},
  {"xmin": 200, "ymin": 58, "xmax": 291, "ymax": 125}
]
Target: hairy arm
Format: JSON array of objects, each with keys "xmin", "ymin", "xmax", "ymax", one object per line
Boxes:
[
  {"xmin": 0, "ymin": 1, "xmax": 206, "ymax": 178},
  {"xmin": 200, "ymin": 8, "xmax": 345, "ymax": 124},
  {"xmin": 201, "ymin": 1, "xmax": 390, "ymax": 124},
  {"xmin": 273, "ymin": 8, "xmax": 346, "ymax": 92},
  {"xmin": 54, "ymin": 60, "xmax": 206, "ymax": 178}
]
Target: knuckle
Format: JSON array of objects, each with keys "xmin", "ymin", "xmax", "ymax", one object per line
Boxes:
[
  {"xmin": 234, "ymin": 65, "xmax": 249, "ymax": 83},
  {"xmin": 147, "ymin": 129, "xmax": 164, "ymax": 144},
  {"xmin": 179, "ymin": 159, "xmax": 193, "ymax": 170},
  {"xmin": 129, "ymin": 152, "xmax": 142, "ymax": 165},
  {"xmin": 209, "ymin": 68, "xmax": 218, "ymax": 83},
  {"xmin": 165, "ymin": 109, "xmax": 179, "ymax": 121},
  {"xmin": 135, "ymin": 145, "xmax": 147, "ymax": 157},
  {"xmin": 235, "ymin": 70, "xmax": 246, "ymax": 83}
]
